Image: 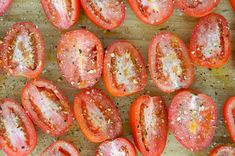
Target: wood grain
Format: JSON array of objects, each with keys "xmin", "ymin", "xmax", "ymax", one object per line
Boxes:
[{"xmin": 0, "ymin": 0, "xmax": 234, "ymax": 155}]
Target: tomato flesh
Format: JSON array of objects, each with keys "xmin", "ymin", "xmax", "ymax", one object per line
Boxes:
[
  {"xmin": 74, "ymin": 88, "xmax": 123, "ymax": 143},
  {"xmin": 169, "ymin": 90, "xmax": 217, "ymax": 151},
  {"xmin": 80, "ymin": 0, "xmax": 126, "ymax": 30},
  {"xmin": 21, "ymin": 78, "xmax": 73, "ymax": 136},
  {"xmin": 0, "ymin": 0, "xmax": 12, "ymax": 16},
  {"xmin": 40, "ymin": 0, "xmax": 80, "ymax": 29},
  {"xmin": 0, "ymin": 99, "xmax": 37, "ymax": 156},
  {"xmin": 96, "ymin": 138, "xmax": 136, "ymax": 156},
  {"xmin": 190, "ymin": 14, "xmax": 230, "ymax": 68},
  {"xmin": 129, "ymin": 95, "xmax": 168, "ymax": 155},
  {"xmin": 40, "ymin": 140, "xmax": 80, "ymax": 156},
  {"xmin": 174, "ymin": 0, "xmax": 220, "ymax": 17},
  {"xmin": 209, "ymin": 145, "xmax": 235, "ymax": 156},
  {"xmin": 149, "ymin": 32, "xmax": 194, "ymax": 93},
  {"xmin": 223, "ymin": 96, "xmax": 235, "ymax": 143},
  {"xmin": 128, "ymin": 0, "xmax": 174, "ymax": 25},
  {"xmin": 2, "ymin": 22, "xmax": 45, "ymax": 78},
  {"xmin": 103, "ymin": 41, "xmax": 147, "ymax": 97},
  {"xmin": 57, "ymin": 29, "xmax": 103, "ymax": 89}
]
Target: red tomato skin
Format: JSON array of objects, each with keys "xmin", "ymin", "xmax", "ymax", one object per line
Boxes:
[
  {"xmin": 74, "ymin": 88, "xmax": 123, "ymax": 143},
  {"xmin": 80, "ymin": 0, "xmax": 126, "ymax": 30},
  {"xmin": 169, "ymin": 90, "xmax": 217, "ymax": 151},
  {"xmin": 96, "ymin": 138, "xmax": 137, "ymax": 156},
  {"xmin": 0, "ymin": 98, "xmax": 37, "ymax": 156},
  {"xmin": 103, "ymin": 40, "xmax": 148, "ymax": 97},
  {"xmin": 174, "ymin": 0, "xmax": 220, "ymax": 17},
  {"xmin": 209, "ymin": 145, "xmax": 235, "ymax": 156},
  {"xmin": 127, "ymin": 0, "xmax": 174, "ymax": 25},
  {"xmin": 2, "ymin": 22, "xmax": 45, "ymax": 78},
  {"xmin": 56, "ymin": 29, "xmax": 104, "ymax": 89},
  {"xmin": 230, "ymin": 0, "xmax": 235, "ymax": 11},
  {"xmin": 21, "ymin": 78, "xmax": 74, "ymax": 137},
  {"xmin": 0, "ymin": 0, "xmax": 12, "ymax": 16},
  {"xmin": 223, "ymin": 96, "xmax": 235, "ymax": 143},
  {"xmin": 129, "ymin": 95, "xmax": 168, "ymax": 156},
  {"xmin": 40, "ymin": 0, "xmax": 80, "ymax": 30},
  {"xmin": 189, "ymin": 13, "xmax": 230, "ymax": 68},
  {"xmin": 40, "ymin": 140, "xmax": 80, "ymax": 156},
  {"xmin": 148, "ymin": 31, "xmax": 194, "ymax": 93}
]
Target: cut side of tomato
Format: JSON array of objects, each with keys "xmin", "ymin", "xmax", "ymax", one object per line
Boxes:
[
  {"xmin": 230, "ymin": 0, "xmax": 235, "ymax": 11},
  {"xmin": 40, "ymin": 0, "xmax": 80, "ymax": 29},
  {"xmin": 223, "ymin": 96, "xmax": 235, "ymax": 143},
  {"xmin": 129, "ymin": 95, "xmax": 168, "ymax": 155},
  {"xmin": 40, "ymin": 140, "xmax": 80, "ymax": 156},
  {"xmin": 169, "ymin": 90, "xmax": 217, "ymax": 151},
  {"xmin": 190, "ymin": 13, "xmax": 230, "ymax": 68},
  {"xmin": 0, "ymin": 0, "xmax": 12, "ymax": 16},
  {"xmin": 209, "ymin": 145, "xmax": 235, "ymax": 156},
  {"xmin": 2, "ymin": 22, "xmax": 45, "ymax": 78},
  {"xmin": 103, "ymin": 41, "xmax": 147, "ymax": 97},
  {"xmin": 96, "ymin": 138, "xmax": 136, "ymax": 156},
  {"xmin": 128, "ymin": 0, "xmax": 174, "ymax": 25},
  {"xmin": 80, "ymin": 0, "xmax": 126, "ymax": 30},
  {"xmin": 74, "ymin": 88, "xmax": 123, "ymax": 143},
  {"xmin": 174, "ymin": 0, "xmax": 220, "ymax": 17},
  {"xmin": 0, "ymin": 98, "xmax": 37, "ymax": 156},
  {"xmin": 57, "ymin": 29, "xmax": 104, "ymax": 89},
  {"xmin": 21, "ymin": 78, "xmax": 73, "ymax": 136},
  {"xmin": 148, "ymin": 32, "xmax": 194, "ymax": 93}
]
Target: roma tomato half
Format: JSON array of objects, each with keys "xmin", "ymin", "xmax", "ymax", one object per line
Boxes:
[
  {"xmin": 190, "ymin": 13, "xmax": 230, "ymax": 68},
  {"xmin": 96, "ymin": 138, "xmax": 136, "ymax": 156},
  {"xmin": 21, "ymin": 78, "xmax": 73, "ymax": 136},
  {"xmin": 74, "ymin": 88, "xmax": 123, "ymax": 143},
  {"xmin": 128, "ymin": 0, "xmax": 174, "ymax": 25},
  {"xmin": 57, "ymin": 29, "xmax": 104, "ymax": 89},
  {"xmin": 103, "ymin": 40, "xmax": 147, "ymax": 97},
  {"xmin": 129, "ymin": 95, "xmax": 168, "ymax": 156},
  {"xmin": 148, "ymin": 32, "xmax": 194, "ymax": 93},
  {"xmin": 223, "ymin": 96, "xmax": 235, "ymax": 143},
  {"xmin": 2, "ymin": 22, "xmax": 45, "ymax": 78},
  {"xmin": 209, "ymin": 145, "xmax": 235, "ymax": 156},
  {"xmin": 80, "ymin": 0, "xmax": 126, "ymax": 30},
  {"xmin": 174, "ymin": 0, "xmax": 220, "ymax": 17},
  {"xmin": 0, "ymin": 98, "xmax": 37, "ymax": 156},
  {"xmin": 40, "ymin": 0, "xmax": 80, "ymax": 29},
  {"xmin": 40, "ymin": 140, "xmax": 80, "ymax": 156},
  {"xmin": 230, "ymin": 0, "xmax": 235, "ymax": 11},
  {"xmin": 169, "ymin": 90, "xmax": 217, "ymax": 151}
]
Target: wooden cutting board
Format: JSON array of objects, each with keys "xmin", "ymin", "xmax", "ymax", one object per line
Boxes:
[{"xmin": 0, "ymin": 0, "xmax": 234, "ymax": 155}]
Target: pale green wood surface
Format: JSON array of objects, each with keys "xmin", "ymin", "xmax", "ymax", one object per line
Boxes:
[{"xmin": 0, "ymin": 0, "xmax": 234, "ymax": 155}]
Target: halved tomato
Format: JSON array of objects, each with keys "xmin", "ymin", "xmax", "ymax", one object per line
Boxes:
[
  {"xmin": 74, "ymin": 88, "xmax": 122, "ymax": 143},
  {"xmin": 223, "ymin": 96, "xmax": 235, "ymax": 143},
  {"xmin": 21, "ymin": 78, "xmax": 73, "ymax": 136},
  {"xmin": 230, "ymin": 0, "xmax": 235, "ymax": 11},
  {"xmin": 80, "ymin": 0, "xmax": 126, "ymax": 30},
  {"xmin": 40, "ymin": 140, "xmax": 80, "ymax": 156},
  {"xmin": 174, "ymin": 0, "xmax": 220, "ymax": 17},
  {"xmin": 57, "ymin": 29, "xmax": 103, "ymax": 89},
  {"xmin": 169, "ymin": 90, "xmax": 217, "ymax": 151},
  {"xmin": 190, "ymin": 13, "xmax": 230, "ymax": 68},
  {"xmin": 40, "ymin": 0, "xmax": 80, "ymax": 29},
  {"xmin": 2, "ymin": 22, "xmax": 45, "ymax": 78},
  {"xmin": 129, "ymin": 95, "xmax": 168, "ymax": 155},
  {"xmin": 0, "ymin": 98, "xmax": 37, "ymax": 156},
  {"xmin": 128, "ymin": 0, "xmax": 174, "ymax": 25},
  {"xmin": 103, "ymin": 41, "xmax": 147, "ymax": 97},
  {"xmin": 209, "ymin": 145, "xmax": 235, "ymax": 156},
  {"xmin": 96, "ymin": 138, "xmax": 136, "ymax": 156},
  {"xmin": 0, "ymin": 0, "xmax": 12, "ymax": 16},
  {"xmin": 148, "ymin": 32, "xmax": 194, "ymax": 93}
]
